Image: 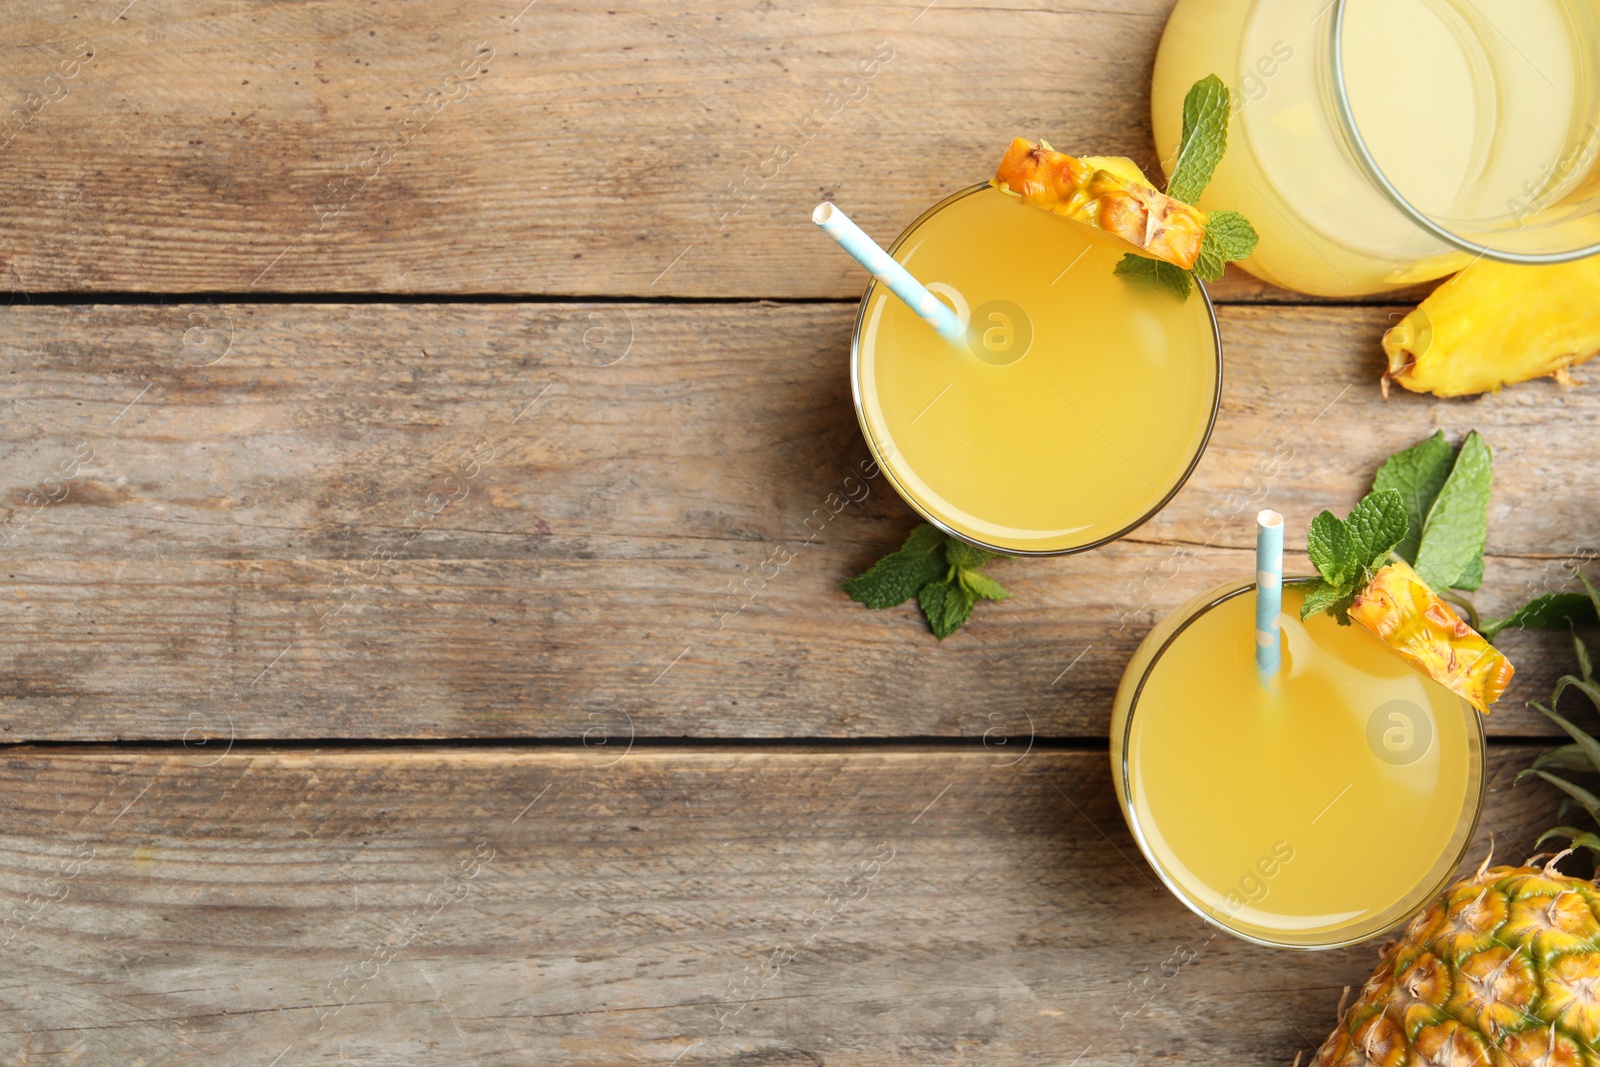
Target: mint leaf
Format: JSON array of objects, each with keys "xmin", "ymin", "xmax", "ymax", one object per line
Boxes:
[
  {"xmin": 1114, "ymin": 253, "xmax": 1192, "ymax": 299},
  {"xmin": 919, "ymin": 578, "xmax": 976, "ymax": 640},
  {"xmin": 1193, "ymin": 210, "xmax": 1258, "ymax": 281},
  {"xmin": 946, "ymin": 539, "xmax": 1003, "ymax": 571},
  {"xmin": 1300, "ymin": 490, "xmax": 1405, "ymax": 625},
  {"xmin": 842, "ymin": 524, "xmax": 947, "ymax": 608},
  {"xmin": 1203, "ymin": 210, "xmax": 1257, "ymax": 259},
  {"xmin": 1299, "ymin": 581, "xmax": 1347, "ymax": 622},
  {"xmin": 1115, "ymin": 76, "xmax": 1254, "ymax": 301},
  {"xmin": 1346, "ymin": 489, "xmax": 1408, "ymax": 579},
  {"xmin": 1455, "ymin": 555, "xmax": 1485, "ymax": 592},
  {"xmin": 1414, "ymin": 430, "xmax": 1492, "ymax": 591},
  {"xmin": 1481, "ymin": 591, "xmax": 1599, "ymax": 641},
  {"xmin": 958, "ymin": 568, "xmax": 1009, "ymax": 601},
  {"xmin": 1192, "ymin": 236, "xmax": 1227, "ymax": 283},
  {"xmin": 1168, "ymin": 74, "xmax": 1230, "ymax": 204},
  {"xmin": 1371, "ymin": 430, "xmax": 1455, "ymax": 564},
  {"xmin": 943, "ymin": 584, "xmax": 978, "ymax": 634},
  {"xmin": 848, "ymin": 524, "xmax": 1008, "ymax": 638},
  {"xmin": 1306, "ymin": 509, "xmax": 1354, "ymax": 587}
]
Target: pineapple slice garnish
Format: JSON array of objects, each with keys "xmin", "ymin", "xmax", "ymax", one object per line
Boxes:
[
  {"xmin": 991, "ymin": 137, "xmax": 1208, "ymax": 270},
  {"xmin": 1348, "ymin": 560, "xmax": 1514, "ymax": 713}
]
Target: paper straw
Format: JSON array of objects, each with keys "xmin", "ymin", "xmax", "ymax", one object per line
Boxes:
[
  {"xmin": 812, "ymin": 202, "xmax": 964, "ymax": 340},
  {"xmin": 1255, "ymin": 510, "xmax": 1284, "ymax": 684}
]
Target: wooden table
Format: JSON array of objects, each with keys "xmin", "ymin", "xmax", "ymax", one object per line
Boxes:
[{"xmin": 0, "ymin": 2, "xmax": 1583, "ymax": 1063}]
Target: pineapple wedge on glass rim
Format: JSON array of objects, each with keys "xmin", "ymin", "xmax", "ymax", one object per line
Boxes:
[
  {"xmin": 1348, "ymin": 560, "xmax": 1514, "ymax": 714},
  {"xmin": 991, "ymin": 138, "xmax": 1208, "ymax": 270}
]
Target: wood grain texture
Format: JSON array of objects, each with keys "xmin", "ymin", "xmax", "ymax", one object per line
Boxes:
[
  {"xmin": 0, "ymin": 746, "xmax": 1565, "ymax": 1066},
  {"xmin": 0, "ymin": 0, "xmax": 1425, "ymax": 302},
  {"xmin": 1, "ymin": 302, "xmax": 1595, "ymax": 741}
]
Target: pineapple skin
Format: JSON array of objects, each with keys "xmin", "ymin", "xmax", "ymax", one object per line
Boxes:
[
  {"xmin": 1314, "ymin": 863, "xmax": 1600, "ymax": 1067},
  {"xmin": 1383, "ymin": 256, "xmax": 1600, "ymax": 398},
  {"xmin": 991, "ymin": 137, "xmax": 1208, "ymax": 269},
  {"xmin": 1349, "ymin": 562, "xmax": 1514, "ymax": 715}
]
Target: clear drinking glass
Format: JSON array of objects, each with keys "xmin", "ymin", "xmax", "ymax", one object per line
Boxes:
[
  {"xmin": 1153, "ymin": 0, "xmax": 1600, "ymax": 296},
  {"xmin": 1110, "ymin": 578, "xmax": 1486, "ymax": 949},
  {"xmin": 850, "ymin": 183, "xmax": 1222, "ymax": 556}
]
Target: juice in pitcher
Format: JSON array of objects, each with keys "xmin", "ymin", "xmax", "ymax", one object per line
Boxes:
[{"xmin": 1151, "ymin": 0, "xmax": 1600, "ymax": 296}]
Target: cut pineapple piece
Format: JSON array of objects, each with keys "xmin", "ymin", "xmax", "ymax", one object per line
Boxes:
[
  {"xmin": 1383, "ymin": 255, "xmax": 1600, "ymax": 397},
  {"xmin": 1348, "ymin": 561, "xmax": 1513, "ymax": 713},
  {"xmin": 991, "ymin": 138, "xmax": 1207, "ymax": 270}
]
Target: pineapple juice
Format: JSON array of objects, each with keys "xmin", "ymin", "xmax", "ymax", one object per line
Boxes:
[
  {"xmin": 1151, "ymin": 0, "xmax": 1600, "ymax": 296},
  {"xmin": 1112, "ymin": 580, "xmax": 1484, "ymax": 949},
  {"xmin": 852, "ymin": 185, "xmax": 1220, "ymax": 555}
]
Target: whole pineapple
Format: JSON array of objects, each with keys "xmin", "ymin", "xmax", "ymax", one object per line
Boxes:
[{"xmin": 1313, "ymin": 630, "xmax": 1600, "ymax": 1066}]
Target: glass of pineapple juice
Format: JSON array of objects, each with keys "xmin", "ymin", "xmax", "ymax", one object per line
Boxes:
[
  {"xmin": 1151, "ymin": 0, "xmax": 1600, "ymax": 297},
  {"xmin": 1111, "ymin": 578, "xmax": 1485, "ymax": 949},
  {"xmin": 850, "ymin": 184, "xmax": 1222, "ymax": 555}
]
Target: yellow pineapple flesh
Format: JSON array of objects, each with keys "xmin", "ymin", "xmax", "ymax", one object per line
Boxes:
[
  {"xmin": 1383, "ymin": 254, "xmax": 1600, "ymax": 397},
  {"xmin": 1348, "ymin": 561, "xmax": 1514, "ymax": 714},
  {"xmin": 991, "ymin": 137, "xmax": 1208, "ymax": 269}
]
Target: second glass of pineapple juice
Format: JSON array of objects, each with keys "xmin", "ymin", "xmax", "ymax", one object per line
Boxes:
[
  {"xmin": 1151, "ymin": 0, "xmax": 1600, "ymax": 297},
  {"xmin": 851, "ymin": 185, "xmax": 1222, "ymax": 555},
  {"xmin": 1111, "ymin": 579, "xmax": 1485, "ymax": 949}
]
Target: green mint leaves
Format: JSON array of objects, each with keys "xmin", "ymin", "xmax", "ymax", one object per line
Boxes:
[
  {"xmin": 1114, "ymin": 254, "xmax": 1193, "ymax": 299},
  {"xmin": 1192, "ymin": 210, "xmax": 1257, "ymax": 282},
  {"xmin": 1301, "ymin": 429, "xmax": 1496, "ymax": 625},
  {"xmin": 1302, "ymin": 490, "xmax": 1409, "ymax": 624},
  {"xmin": 1412, "ymin": 432, "xmax": 1492, "ymax": 592},
  {"xmin": 1371, "ymin": 430, "xmax": 1455, "ymax": 564},
  {"xmin": 841, "ymin": 524, "xmax": 948, "ymax": 609},
  {"xmin": 844, "ymin": 524, "xmax": 1009, "ymax": 639},
  {"xmin": 1116, "ymin": 74, "xmax": 1258, "ymax": 300},
  {"xmin": 1483, "ymin": 590, "xmax": 1600, "ymax": 642},
  {"xmin": 1167, "ymin": 74, "xmax": 1229, "ymax": 204},
  {"xmin": 1481, "ymin": 567, "xmax": 1600, "ymax": 643},
  {"xmin": 1371, "ymin": 429, "xmax": 1492, "ymax": 591}
]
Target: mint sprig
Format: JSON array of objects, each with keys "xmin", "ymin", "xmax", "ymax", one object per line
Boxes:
[
  {"xmin": 1116, "ymin": 74, "xmax": 1259, "ymax": 299},
  {"xmin": 844, "ymin": 524, "xmax": 1009, "ymax": 639},
  {"xmin": 1413, "ymin": 431, "xmax": 1492, "ymax": 592},
  {"xmin": 1371, "ymin": 430, "xmax": 1455, "ymax": 564},
  {"xmin": 1302, "ymin": 490, "xmax": 1409, "ymax": 624},
  {"xmin": 1114, "ymin": 254, "xmax": 1192, "ymax": 299},
  {"xmin": 1167, "ymin": 74, "xmax": 1230, "ymax": 204},
  {"xmin": 1301, "ymin": 429, "xmax": 1496, "ymax": 626},
  {"xmin": 1483, "ymin": 573, "xmax": 1600, "ymax": 642},
  {"xmin": 1192, "ymin": 210, "xmax": 1258, "ymax": 282},
  {"xmin": 1369, "ymin": 429, "xmax": 1492, "ymax": 592}
]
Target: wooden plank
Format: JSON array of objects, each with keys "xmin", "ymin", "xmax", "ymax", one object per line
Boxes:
[
  {"xmin": 0, "ymin": 0, "xmax": 1425, "ymax": 302},
  {"xmin": 0, "ymin": 746, "xmax": 1565, "ymax": 1065},
  {"xmin": 1, "ymin": 302, "xmax": 1594, "ymax": 741}
]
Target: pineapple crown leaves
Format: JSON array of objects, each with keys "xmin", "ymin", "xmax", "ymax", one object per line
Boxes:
[
  {"xmin": 1515, "ymin": 619, "xmax": 1600, "ymax": 861},
  {"xmin": 1301, "ymin": 430, "xmax": 1494, "ymax": 626},
  {"xmin": 843, "ymin": 523, "xmax": 1009, "ymax": 640},
  {"xmin": 1114, "ymin": 74, "xmax": 1259, "ymax": 300}
]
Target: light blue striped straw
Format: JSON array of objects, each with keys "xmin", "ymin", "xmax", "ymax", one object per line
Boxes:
[
  {"xmin": 1255, "ymin": 509, "xmax": 1284, "ymax": 684},
  {"xmin": 812, "ymin": 202, "xmax": 964, "ymax": 341}
]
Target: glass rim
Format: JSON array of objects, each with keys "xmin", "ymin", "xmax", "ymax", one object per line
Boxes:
[
  {"xmin": 1328, "ymin": 0, "xmax": 1600, "ymax": 265},
  {"xmin": 847, "ymin": 182, "xmax": 1225, "ymax": 558},
  {"xmin": 1117, "ymin": 576, "xmax": 1488, "ymax": 950}
]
